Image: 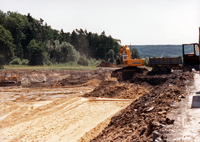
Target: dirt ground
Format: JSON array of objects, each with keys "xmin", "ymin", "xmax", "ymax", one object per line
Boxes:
[
  {"xmin": 87, "ymin": 69, "xmax": 194, "ymax": 142},
  {"xmin": 0, "ymin": 68, "xmax": 197, "ymax": 142},
  {"xmin": 0, "ymin": 69, "xmax": 132, "ymax": 142},
  {"xmin": 163, "ymin": 73, "xmax": 200, "ymax": 142}
]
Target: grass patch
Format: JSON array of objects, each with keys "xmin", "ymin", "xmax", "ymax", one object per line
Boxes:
[{"xmin": 2, "ymin": 64, "xmax": 97, "ymax": 71}]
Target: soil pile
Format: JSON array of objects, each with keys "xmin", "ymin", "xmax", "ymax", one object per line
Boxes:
[
  {"xmin": 54, "ymin": 70, "xmax": 111, "ymax": 87},
  {"xmin": 111, "ymin": 67, "xmax": 148, "ymax": 81},
  {"xmin": 90, "ymin": 71, "xmax": 194, "ymax": 142},
  {"xmin": 97, "ymin": 61, "xmax": 119, "ymax": 68},
  {"xmin": 84, "ymin": 80, "xmax": 150, "ymax": 99}
]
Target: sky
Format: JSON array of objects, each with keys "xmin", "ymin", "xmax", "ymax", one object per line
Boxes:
[{"xmin": 0, "ymin": 0, "xmax": 200, "ymax": 45}]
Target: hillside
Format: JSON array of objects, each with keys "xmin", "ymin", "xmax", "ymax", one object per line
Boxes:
[{"xmin": 130, "ymin": 45, "xmax": 194, "ymax": 58}]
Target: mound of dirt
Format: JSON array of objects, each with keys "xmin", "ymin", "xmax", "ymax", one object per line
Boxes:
[
  {"xmin": 84, "ymin": 80, "xmax": 150, "ymax": 99},
  {"xmin": 111, "ymin": 67, "xmax": 148, "ymax": 81},
  {"xmin": 90, "ymin": 71, "xmax": 194, "ymax": 142},
  {"xmin": 54, "ymin": 70, "xmax": 111, "ymax": 87},
  {"xmin": 97, "ymin": 61, "xmax": 119, "ymax": 68}
]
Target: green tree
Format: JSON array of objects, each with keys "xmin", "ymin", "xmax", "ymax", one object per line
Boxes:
[
  {"xmin": 0, "ymin": 10, "xmax": 6, "ymax": 25},
  {"xmin": 4, "ymin": 11, "xmax": 28, "ymax": 59},
  {"xmin": 27, "ymin": 39, "xmax": 44, "ymax": 65},
  {"xmin": 86, "ymin": 31, "xmax": 120, "ymax": 60},
  {"xmin": 107, "ymin": 49, "xmax": 115, "ymax": 63},
  {"xmin": 131, "ymin": 48, "xmax": 140, "ymax": 59},
  {"xmin": 0, "ymin": 25, "xmax": 14, "ymax": 64},
  {"xmin": 59, "ymin": 42, "xmax": 80, "ymax": 63},
  {"xmin": 78, "ymin": 55, "xmax": 88, "ymax": 66},
  {"xmin": 46, "ymin": 40, "xmax": 61, "ymax": 63},
  {"xmin": 0, "ymin": 10, "xmax": 122, "ymax": 65},
  {"xmin": 70, "ymin": 29, "xmax": 89, "ymax": 56},
  {"xmin": 46, "ymin": 40, "xmax": 80, "ymax": 63}
]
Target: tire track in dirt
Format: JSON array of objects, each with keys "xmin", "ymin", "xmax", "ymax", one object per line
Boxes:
[
  {"xmin": 0, "ymin": 97, "xmax": 81, "ymax": 128},
  {"xmin": 0, "ymin": 97, "xmax": 132, "ymax": 142}
]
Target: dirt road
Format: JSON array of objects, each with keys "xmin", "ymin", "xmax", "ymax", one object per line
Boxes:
[{"xmin": 166, "ymin": 73, "xmax": 200, "ymax": 142}]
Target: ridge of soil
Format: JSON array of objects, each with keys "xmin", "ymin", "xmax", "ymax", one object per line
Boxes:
[
  {"xmin": 89, "ymin": 71, "xmax": 194, "ymax": 141},
  {"xmin": 84, "ymin": 80, "xmax": 150, "ymax": 99},
  {"xmin": 1, "ymin": 70, "xmax": 112, "ymax": 88}
]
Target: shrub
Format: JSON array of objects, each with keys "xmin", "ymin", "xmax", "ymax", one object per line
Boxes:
[
  {"xmin": 78, "ymin": 56, "xmax": 89, "ymax": 66},
  {"xmin": 45, "ymin": 60, "xmax": 52, "ymax": 66},
  {"xmin": 107, "ymin": 49, "xmax": 115, "ymax": 63},
  {"xmin": 21, "ymin": 59, "xmax": 29, "ymax": 65},
  {"xmin": 88, "ymin": 58, "xmax": 102, "ymax": 66},
  {"xmin": 10, "ymin": 58, "xmax": 21, "ymax": 65},
  {"xmin": 66, "ymin": 61, "xmax": 77, "ymax": 66}
]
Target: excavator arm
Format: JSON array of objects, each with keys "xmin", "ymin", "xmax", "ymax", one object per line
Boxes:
[
  {"xmin": 119, "ymin": 45, "xmax": 131, "ymax": 59},
  {"xmin": 116, "ymin": 45, "xmax": 145, "ymax": 67}
]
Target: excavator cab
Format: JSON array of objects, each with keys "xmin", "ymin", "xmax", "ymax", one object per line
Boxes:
[
  {"xmin": 116, "ymin": 45, "xmax": 145, "ymax": 67},
  {"xmin": 116, "ymin": 55, "xmax": 128, "ymax": 65}
]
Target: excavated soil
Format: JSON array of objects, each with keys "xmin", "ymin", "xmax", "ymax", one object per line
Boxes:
[
  {"xmin": 0, "ymin": 68, "xmax": 195, "ymax": 142},
  {"xmin": 0, "ymin": 69, "xmax": 135, "ymax": 142},
  {"xmin": 88, "ymin": 70, "xmax": 194, "ymax": 142},
  {"xmin": 84, "ymin": 80, "xmax": 150, "ymax": 99}
]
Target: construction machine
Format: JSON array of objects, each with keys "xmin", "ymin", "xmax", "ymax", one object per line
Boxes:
[
  {"xmin": 181, "ymin": 27, "xmax": 200, "ymax": 71},
  {"xmin": 116, "ymin": 45, "xmax": 145, "ymax": 67},
  {"xmin": 112, "ymin": 45, "xmax": 145, "ymax": 81},
  {"xmin": 0, "ymin": 71, "xmax": 21, "ymax": 86},
  {"xmin": 182, "ymin": 43, "xmax": 199, "ymax": 71}
]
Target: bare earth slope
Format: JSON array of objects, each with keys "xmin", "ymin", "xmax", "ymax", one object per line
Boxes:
[
  {"xmin": 164, "ymin": 73, "xmax": 200, "ymax": 142},
  {"xmin": 0, "ymin": 97, "xmax": 131, "ymax": 142},
  {"xmin": 0, "ymin": 69, "xmax": 195, "ymax": 142},
  {"xmin": 90, "ymin": 71, "xmax": 194, "ymax": 142},
  {"xmin": 0, "ymin": 70, "xmax": 131, "ymax": 142}
]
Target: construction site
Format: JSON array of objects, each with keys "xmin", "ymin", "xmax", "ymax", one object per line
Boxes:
[
  {"xmin": 0, "ymin": 63, "xmax": 199, "ymax": 142},
  {"xmin": 1, "ymin": 28, "xmax": 200, "ymax": 142}
]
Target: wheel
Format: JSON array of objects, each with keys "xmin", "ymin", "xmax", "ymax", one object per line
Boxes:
[
  {"xmin": 167, "ymin": 67, "xmax": 171, "ymax": 73},
  {"xmin": 161, "ymin": 67, "xmax": 168, "ymax": 73},
  {"xmin": 152, "ymin": 67, "xmax": 160, "ymax": 73}
]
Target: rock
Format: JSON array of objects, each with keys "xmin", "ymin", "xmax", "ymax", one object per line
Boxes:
[
  {"xmin": 146, "ymin": 106, "xmax": 154, "ymax": 112},
  {"xmin": 158, "ymin": 111, "xmax": 167, "ymax": 115},
  {"xmin": 166, "ymin": 118, "xmax": 175, "ymax": 124},
  {"xmin": 153, "ymin": 131, "xmax": 162, "ymax": 141},
  {"xmin": 155, "ymin": 137, "xmax": 164, "ymax": 142}
]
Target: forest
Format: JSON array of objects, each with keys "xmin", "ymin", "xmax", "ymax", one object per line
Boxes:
[
  {"xmin": 0, "ymin": 11, "xmax": 188, "ymax": 68},
  {"xmin": 0, "ymin": 11, "xmax": 121, "ymax": 67}
]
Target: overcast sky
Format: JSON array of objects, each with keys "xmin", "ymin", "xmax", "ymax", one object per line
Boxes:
[{"xmin": 1, "ymin": 0, "xmax": 200, "ymax": 45}]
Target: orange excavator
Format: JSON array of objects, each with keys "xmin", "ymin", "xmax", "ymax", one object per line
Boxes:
[{"xmin": 116, "ymin": 45, "xmax": 145, "ymax": 67}]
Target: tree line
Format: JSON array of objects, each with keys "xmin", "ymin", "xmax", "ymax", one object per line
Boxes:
[{"xmin": 0, "ymin": 11, "xmax": 121, "ymax": 67}]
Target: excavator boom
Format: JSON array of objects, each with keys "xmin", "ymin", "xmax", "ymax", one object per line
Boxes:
[{"xmin": 117, "ymin": 45, "xmax": 145, "ymax": 67}]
